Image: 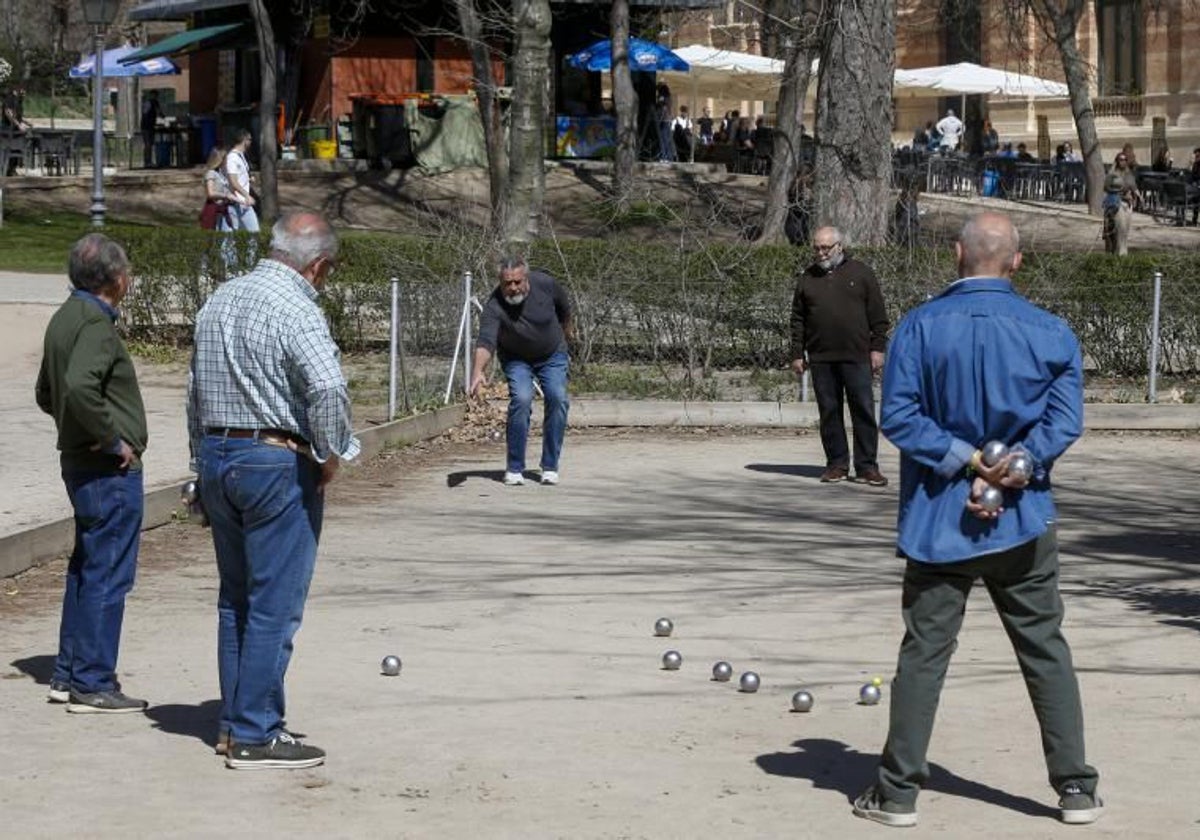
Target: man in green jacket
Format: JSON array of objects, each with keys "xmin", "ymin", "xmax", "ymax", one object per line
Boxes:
[{"xmin": 35, "ymin": 233, "xmax": 149, "ymax": 714}]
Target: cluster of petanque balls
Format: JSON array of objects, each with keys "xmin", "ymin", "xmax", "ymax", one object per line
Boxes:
[
  {"xmin": 654, "ymin": 617, "xmax": 884, "ymax": 712},
  {"xmin": 978, "ymin": 441, "xmax": 1034, "ymax": 512}
]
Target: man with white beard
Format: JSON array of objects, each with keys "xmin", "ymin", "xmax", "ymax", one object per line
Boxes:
[
  {"xmin": 790, "ymin": 226, "xmax": 891, "ymax": 486},
  {"xmin": 470, "ymin": 256, "xmax": 572, "ymax": 486}
]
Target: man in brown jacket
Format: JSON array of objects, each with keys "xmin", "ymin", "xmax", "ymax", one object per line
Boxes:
[{"xmin": 790, "ymin": 226, "xmax": 891, "ymax": 486}]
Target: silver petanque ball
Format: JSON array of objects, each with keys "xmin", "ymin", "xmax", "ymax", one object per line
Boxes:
[
  {"xmin": 380, "ymin": 655, "xmax": 402, "ymax": 676},
  {"xmin": 791, "ymin": 690, "xmax": 814, "ymax": 712},
  {"xmin": 739, "ymin": 671, "xmax": 760, "ymax": 693},
  {"xmin": 654, "ymin": 617, "xmax": 674, "ymax": 637},
  {"xmin": 662, "ymin": 650, "xmax": 682, "ymax": 670},
  {"xmin": 489, "ymin": 429, "xmax": 503, "ymax": 442},
  {"xmin": 981, "ymin": 440, "xmax": 1009, "ymax": 467},
  {"xmin": 1007, "ymin": 452, "xmax": 1034, "ymax": 482},
  {"xmin": 181, "ymin": 480, "xmax": 199, "ymax": 505},
  {"xmin": 978, "ymin": 484, "xmax": 1005, "ymax": 513},
  {"xmin": 712, "ymin": 661, "xmax": 733, "ymax": 682},
  {"xmin": 859, "ymin": 683, "xmax": 882, "ymax": 705}
]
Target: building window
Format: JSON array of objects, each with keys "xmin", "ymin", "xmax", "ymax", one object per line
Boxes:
[{"xmin": 1096, "ymin": 0, "xmax": 1143, "ymax": 95}]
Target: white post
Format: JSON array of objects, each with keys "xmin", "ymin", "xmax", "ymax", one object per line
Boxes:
[
  {"xmin": 462, "ymin": 270, "xmax": 473, "ymax": 397},
  {"xmin": 388, "ymin": 277, "xmax": 399, "ymax": 420},
  {"xmin": 1148, "ymin": 269, "xmax": 1162, "ymax": 404}
]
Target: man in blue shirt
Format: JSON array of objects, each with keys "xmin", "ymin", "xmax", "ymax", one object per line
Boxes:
[{"xmin": 853, "ymin": 212, "xmax": 1102, "ymax": 828}]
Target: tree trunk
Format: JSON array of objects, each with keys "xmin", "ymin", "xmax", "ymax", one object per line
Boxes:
[
  {"xmin": 502, "ymin": 0, "xmax": 551, "ymax": 250},
  {"xmin": 610, "ymin": 0, "xmax": 637, "ymax": 209},
  {"xmin": 454, "ymin": 0, "xmax": 509, "ymax": 227},
  {"xmin": 248, "ymin": 0, "xmax": 279, "ymax": 222},
  {"xmin": 756, "ymin": 6, "xmax": 814, "ymax": 245},
  {"xmin": 811, "ymin": 0, "xmax": 895, "ymax": 245},
  {"xmin": 1036, "ymin": 0, "xmax": 1105, "ymax": 215}
]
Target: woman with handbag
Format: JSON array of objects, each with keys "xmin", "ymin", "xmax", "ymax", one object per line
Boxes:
[{"xmin": 200, "ymin": 146, "xmax": 232, "ymax": 231}]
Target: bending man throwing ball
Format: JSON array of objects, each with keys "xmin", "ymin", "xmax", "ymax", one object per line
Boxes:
[
  {"xmin": 470, "ymin": 256, "xmax": 571, "ymax": 486},
  {"xmin": 854, "ymin": 212, "xmax": 1102, "ymax": 827}
]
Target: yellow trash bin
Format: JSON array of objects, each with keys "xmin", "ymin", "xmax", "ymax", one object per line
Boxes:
[{"xmin": 309, "ymin": 139, "xmax": 337, "ymax": 160}]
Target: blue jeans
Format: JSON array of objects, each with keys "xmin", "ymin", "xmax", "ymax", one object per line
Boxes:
[
  {"xmin": 502, "ymin": 351, "xmax": 569, "ymax": 474},
  {"xmin": 199, "ymin": 434, "xmax": 323, "ymax": 746},
  {"xmin": 53, "ymin": 467, "xmax": 144, "ymax": 694},
  {"xmin": 228, "ymin": 203, "xmax": 260, "ymax": 233}
]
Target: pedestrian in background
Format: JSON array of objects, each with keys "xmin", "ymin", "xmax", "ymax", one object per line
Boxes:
[
  {"xmin": 789, "ymin": 226, "xmax": 890, "ymax": 486},
  {"xmin": 188, "ymin": 211, "xmax": 359, "ymax": 769},
  {"xmin": 853, "ymin": 211, "xmax": 1102, "ymax": 828},
  {"xmin": 470, "ymin": 256, "xmax": 571, "ymax": 487},
  {"xmin": 36, "ymin": 233, "xmax": 149, "ymax": 714}
]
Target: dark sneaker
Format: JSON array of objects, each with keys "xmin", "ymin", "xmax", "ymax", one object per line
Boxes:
[
  {"xmin": 225, "ymin": 731, "xmax": 325, "ymax": 770},
  {"xmin": 854, "ymin": 469, "xmax": 889, "ymax": 487},
  {"xmin": 1059, "ymin": 782, "xmax": 1104, "ymax": 824},
  {"xmin": 66, "ymin": 689, "xmax": 148, "ymax": 714},
  {"xmin": 820, "ymin": 466, "xmax": 849, "ymax": 483},
  {"xmin": 852, "ymin": 786, "xmax": 918, "ymax": 828},
  {"xmin": 47, "ymin": 681, "xmax": 70, "ymax": 703}
]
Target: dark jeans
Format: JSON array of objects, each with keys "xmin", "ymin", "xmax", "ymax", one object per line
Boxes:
[
  {"xmin": 502, "ymin": 351, "xmax": 570, "ymax": 474},
  {"xmin": 810, "ymin": 360, "xmax": 879, "ymax": 473},
  {"xmin": 53, "ymin": 467, "xmax": 144, "ymax": 694},
  {"xmin": 200, "ymin": 434, "xmax": 323, "ymax": 746},
  {"xmin": 877, "ymin": 527, "xmax": 1099, "ymax": 804},
  {"xmin": 142, "ymin": 128, "xmax": 155, "ymax": 168}
]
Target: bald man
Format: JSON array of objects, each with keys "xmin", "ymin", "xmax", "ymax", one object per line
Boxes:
[
  {"xmin": 853, "ymin": 212, "xmax": 1102, "ymax": 827},
  {"xmin": 189, "ymin": 211, "xmax": 360, "ymax": 769}
]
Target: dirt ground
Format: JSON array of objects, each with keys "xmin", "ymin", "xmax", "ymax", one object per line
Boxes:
[
  {"xmin": 6, "ymin": 163, "xmax": 1200, "ymax": 252},
  {"xmin": 2, "ymin": 428, "xmax": 1199, "ymax": 838}
]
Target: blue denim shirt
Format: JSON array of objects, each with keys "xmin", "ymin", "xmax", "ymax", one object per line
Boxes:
[{"xmin": 880, "ymin": 277, "xmax": 1083, "ymax": 563}]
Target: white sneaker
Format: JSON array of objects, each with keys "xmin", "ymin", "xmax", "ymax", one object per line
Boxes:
[
  {"xmin": 503, "ymin": 471, "xmax": 525, "ymax": 486},
  {"xmin": 540, "ymin": 470, "xmax": 559, "ymax": 485}
]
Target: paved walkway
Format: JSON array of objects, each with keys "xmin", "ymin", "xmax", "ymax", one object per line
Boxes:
[
  {"xmin": 1, "ymin": 430, "xmax": 1197, "ymax": 837},
  {"xmin": 0, "ymin": 272, "xmax": 191, "ymax": 537}
]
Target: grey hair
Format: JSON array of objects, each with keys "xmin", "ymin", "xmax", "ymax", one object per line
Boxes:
[
  {"xmin": 958, "ymin": 213, "xmax": 1020, "ymax": 271},
  {"xmin": 270, "ymin": 212, "xmax": 338, "ymax": 269},
  {"xmin": 68, "ymin": 233, "xmax": 129, "ymax": 293},
  {"xmin": 497, "ymin": 254, "xmax": 528, "ymax": 273},
  {"xmin": 815, "ymin": 225, "xmax": 845, "ymax": 246}
]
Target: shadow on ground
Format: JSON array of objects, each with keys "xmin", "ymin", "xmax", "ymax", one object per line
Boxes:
[
  {"xmin": 11, "ymin": 653, "xmax": 55, "ymax": 685},
  {"xmin": 756, "ymin": 737, "xmax": 1058, "ymax": 820},
  {"xmin": 144, "ymin": 699, "xmax": 223, "ymax": 750}
]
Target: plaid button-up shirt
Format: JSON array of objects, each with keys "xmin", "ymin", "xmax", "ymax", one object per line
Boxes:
[{"xmin": 187, "ymin": 259, "xmax": 360, "ymax": 467}]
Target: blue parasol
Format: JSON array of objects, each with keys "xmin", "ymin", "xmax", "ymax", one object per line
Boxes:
[
  {"xmin": 69, "ymin": 45, "xmax": 180, "ymax": 78},
  {"xmin": 568, "ymin": 38, "xmax": 689, "ymax": 73}
]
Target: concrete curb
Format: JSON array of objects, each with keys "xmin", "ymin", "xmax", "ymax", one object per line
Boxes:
[{"xmin": 0, "ymin": 404, "xmax": 466, "ymax": 581}]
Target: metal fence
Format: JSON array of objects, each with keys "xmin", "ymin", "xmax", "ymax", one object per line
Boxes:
[{"xmin": 120, "ymin": 233, "xmax": 1200, "ymax": 411}]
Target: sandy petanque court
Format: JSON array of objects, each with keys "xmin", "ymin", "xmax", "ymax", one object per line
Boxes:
[{"xmin": 1, "ymin": 427, "xmax": 1198, "ymax": 838}]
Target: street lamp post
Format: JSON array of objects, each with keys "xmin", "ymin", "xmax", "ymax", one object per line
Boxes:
[{"xmin": 81, "ymin": 0, "xmax": 119, "ymax": 227}]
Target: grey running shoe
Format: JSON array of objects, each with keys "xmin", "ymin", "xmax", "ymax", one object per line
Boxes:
[
  {"xmin": 852, "ymin": 786, "xmax": 918, "ymax": 828},
  {"xmin": 225, "ymin": 731, "xmax": 325, "ymax": 770},
  {"xmin": 47, "ymin": 681, "xmax": 70, "ymax": 703},
  {"xmin": 66, "ymin": 689, "xmax": 148, "ymax": 714},
  {"xmin": 1059, "ymin": 782, "xmax": 1104, "ymax": 824}
]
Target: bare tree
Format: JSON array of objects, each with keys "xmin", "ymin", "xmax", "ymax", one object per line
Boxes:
[
  {"xmin": 810, "ymin": 0, "xmax": 895, "ymax": 245},
  {"xmin": 453, "ymin": 0, "xmax": 509, "ymax": 225},
  {"xmin": 610, "ymin": 0, "xmax": 637, "ymax": 209},
  {"xmin": 1026, "ymin": 0, "xmax": 1105, "ymax": 214},
  {"xmin": 502, "ymin": 0, "xmax": 551, "ymax": 248},
  {"xmin": 756, "ymin": 0, "xmax": 821, "ymax": 244}
]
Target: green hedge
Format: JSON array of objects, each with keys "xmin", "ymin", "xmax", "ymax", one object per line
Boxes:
[{"xmin": 111, "ymin": 227, "xmax": 1200, "ymax": 384}]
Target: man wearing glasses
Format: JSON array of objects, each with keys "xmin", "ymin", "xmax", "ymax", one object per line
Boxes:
[{"xmin": 790, "ymin": 227, "xmax": 891, "ymax": 486}]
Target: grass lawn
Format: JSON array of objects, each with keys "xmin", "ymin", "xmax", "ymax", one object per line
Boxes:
[{"xmin": 0, "ymin": 209, "xmax": 153, "ymax": 273}]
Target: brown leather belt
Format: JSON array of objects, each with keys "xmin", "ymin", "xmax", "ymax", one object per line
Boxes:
[{"xmin": 206, "ymin": 427, "xmax": 308, "ymax": 448}]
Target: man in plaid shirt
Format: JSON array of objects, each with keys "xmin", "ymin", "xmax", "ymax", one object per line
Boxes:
[{"xmin": 188, "ymin": 211, "xmax": 359, "ymax": 770}]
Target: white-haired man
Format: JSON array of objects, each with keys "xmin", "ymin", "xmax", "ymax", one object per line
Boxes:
[{"xmin": 188, "ymin": 211, "xmax": 359, "ymax": 769}]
